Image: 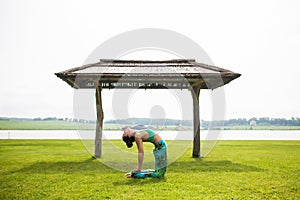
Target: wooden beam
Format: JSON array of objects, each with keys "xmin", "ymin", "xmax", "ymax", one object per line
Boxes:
[
  {"xmin": 191, "ymin": 85, "xmax": 201, "ymax": 158},
  {"xmin": 94, "ymin": 82, "xmax": 104, "ymax": 158},
  {"xmin": 190, "ymin": 79, "xmax": 204, "ymax": 87}
]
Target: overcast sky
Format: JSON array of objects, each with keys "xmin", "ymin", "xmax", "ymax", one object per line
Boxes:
[{"xmin": 0, "ymin": 0, "xmax": 299, "ymax": 120}]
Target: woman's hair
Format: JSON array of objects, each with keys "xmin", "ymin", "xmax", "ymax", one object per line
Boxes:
[{"xmin": 122, "ymin": 135, "xmax": 135, "ymax": 148}]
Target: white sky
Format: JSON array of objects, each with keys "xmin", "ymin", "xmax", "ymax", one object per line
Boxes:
[{"xmin": 0, "ymin": 0, "xmax": 299, "ymax": 120}]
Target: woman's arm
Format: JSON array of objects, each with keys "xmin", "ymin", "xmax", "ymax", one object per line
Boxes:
[{"xmin": 135, "ymin": 134, "xmax": 144, "ymax": 171}]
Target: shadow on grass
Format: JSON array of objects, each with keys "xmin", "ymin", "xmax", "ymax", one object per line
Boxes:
[
  {"xmin": 112, "ymin": 159, "xmax": 264, "ymax": 186},
  {"xmin": 169, "ymin": 159, "xmax": 265, "ymax": 172},
  {"xmin": 6, "ymin": 157, "xmax": 116, "ymax": 175},
  {"xmin": 112, "ymin": 177, "xmax": 167, "ymax": 186},
  {"xmin": 6, "ymin": 157, "xmax": 264, "ymax": 179}
]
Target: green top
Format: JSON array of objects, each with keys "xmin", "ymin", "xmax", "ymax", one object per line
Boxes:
[{"xmin": 135, "ymin": 129, "xmax": 155, "ymax": 142}]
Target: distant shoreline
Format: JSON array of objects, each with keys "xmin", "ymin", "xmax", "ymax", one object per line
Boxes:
[{"xmin": 0, "ymin": 120, "xmax": 299, "ymax": 130}]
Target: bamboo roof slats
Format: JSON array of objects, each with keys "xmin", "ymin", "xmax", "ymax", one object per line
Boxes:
[{"xmin": 55, "ymin": 59, "xmax": 241, "ymax": 90}]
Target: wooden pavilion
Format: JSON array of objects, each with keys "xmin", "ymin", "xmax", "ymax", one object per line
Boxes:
[{"xmin": 55, "ymin": 59, "xmax": 241, "ymax": 158}]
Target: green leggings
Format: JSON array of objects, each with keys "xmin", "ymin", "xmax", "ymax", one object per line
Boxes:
[{"xmin": 131, "ymin": 140, "xmax": 167, "ymax": 178}]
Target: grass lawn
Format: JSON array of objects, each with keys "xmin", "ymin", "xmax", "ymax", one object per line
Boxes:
[
  {"xmin": 0, "ymin": 120, "xmax": 95, "ymax": 130},
  {"xmin": 0, "ymin": 120, "xmax": 182, "ymax": 131},
  {"xmin": 0, "ymin": 140, "xmax": 299, "ymax": 199},
  {"xmin": 221, "ymin": 125, "xmax": 300, "ymax": 130}
]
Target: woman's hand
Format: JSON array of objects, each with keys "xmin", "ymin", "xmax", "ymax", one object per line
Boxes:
[{"xmin": 125, "ymin": 172, "xmax": 132, "ymax": 178}]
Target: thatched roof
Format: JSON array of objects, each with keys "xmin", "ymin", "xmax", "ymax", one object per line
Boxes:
[{"xmin": 55, "ymin": 59, "xmax": 241, "ymax": 89}]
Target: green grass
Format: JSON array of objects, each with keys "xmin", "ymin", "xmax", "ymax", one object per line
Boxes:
[
  {"xmin": 0, "ymin": 120, "xmax": 185, "ymax": 130},
  {"xmin": 221, "ymin": 125, "xmax": 300, "ymax": 130},
  {"xmin": 0, "ymin": 140, "xmax": 299, "ymax": 199},
  {"xmin": 0, "ymin": 120, "xmax": 95, "ymax": 130}
]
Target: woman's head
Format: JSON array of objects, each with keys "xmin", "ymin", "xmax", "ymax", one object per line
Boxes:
[
  {"xmin": 122, "ymin": 127, "xmax": 135, "ymax": 148},
  {"xmin": 122, "ymin": 135, "xmax": 135, "ymax": 148}
]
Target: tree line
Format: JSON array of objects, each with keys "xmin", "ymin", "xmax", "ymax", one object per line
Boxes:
[
  {"xmin": 1, "ymin": 116, "xmax": 299, "ymax": 127},
  {"xmin": 106, "ymin": 117, "xmax": 300, "ymax": 127},
  {"xmin": 0, "ymin": 117, "xmax": 95, "ymax": 124},
  {"xmin": 105, "ymin": 118, "xmax": 193, "ymax": 126}
]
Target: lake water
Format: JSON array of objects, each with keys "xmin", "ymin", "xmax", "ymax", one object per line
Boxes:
[{"xmin": 0, "ymin": 130, "xmax": 299, "ymax": 140}]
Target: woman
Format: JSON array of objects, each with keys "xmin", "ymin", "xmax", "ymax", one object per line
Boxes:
[{"xmin": 122, "ymin": 127, "xmax": 167, "ymax": 178}]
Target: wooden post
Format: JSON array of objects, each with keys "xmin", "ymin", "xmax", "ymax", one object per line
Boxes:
[
  {"xmin": 191, "ymin": 85, "xmax": 201, "ymax": 158},
  {"xmin": 95, "ymin": 82, "xmax": 104, "ymax": 158}
]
